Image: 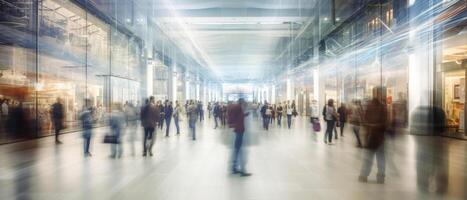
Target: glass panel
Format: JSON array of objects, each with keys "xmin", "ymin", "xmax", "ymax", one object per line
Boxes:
[
  {"xmin": 38, "ymin": 0, "xmax": 86, "ymax": 136},
  {"xmin": 0, "ymin": 0, "xmax": 37, "ymax": 143}
]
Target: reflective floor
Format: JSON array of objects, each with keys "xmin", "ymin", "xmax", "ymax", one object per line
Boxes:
[{"xmin": 0, "ymin": 117, "xmax": 466, "ymax": 200}]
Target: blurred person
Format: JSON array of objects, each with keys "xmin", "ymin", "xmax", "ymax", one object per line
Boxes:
[
  {"xmin": 270, "ymin": 105, "xmax": 276, "ymax": 124},
  {"xmin": 310, "ymin": 100, "xmax": 320, "ymax": 133},
  {"xmin": 141, "ymin": 97, "xmax": 160, "ymax": 157},
  {"xmin": 173, "ymin": 101, "xmax": 181, "ymax": 135},
  {"xmin": 276, "ymin": 103, "xmax": 283, "ymax": 127},
  {"xmin": 207, "ymin": 102, "xmax": 212, "ymax": 119},
  {"xmin": 124, "ymin": 101, "xmax": 138, "ymax": 156},
  {"xmin": 337, "ymin": 103, "xmax": 348, "ymax": 137},
  {"xmin": 286, "ymin": 103, "xmax": 294, "ymax": 129},
  {"xmin": 158, "ymin": 100, "xmax": 165, "ymax": 130},
  {"xmin": 198, "ymin": 101, "xmax": 204, "ymax": 122},
  {"xmin": 349, "ymin": 100, "xmax": 363, "ymax": 147},
  {"xmin": 221, "ymin": 104, "xmax": 227, "ymax": 127},
  {"xmin": 323, "ymin": 99, "xmax": 338, "ymax": 144},
  {"xmin": 359, "ymin": 87, "xmax": 388, "ymax": 184},
  {"xmin": 164, "ymin": 101, "xmax": 173, "ymax": 137},
  {"xmin": 228, "ymin": 98, "xmax": 251, "ymax": 176},
  {"xmin": 80, "ymin": 99, "xmax": 93, "ymax": 157},
  {"xmin": 265, "ymin": 105, "xmax": 272, "ymax": 129},
  {"xmin": 260, "ymin": 101, "xmax": 268, "ymax": 130},
  {"xmin": 187, "ymin": 100, "xmax": 198, "ymax": 140},
  {"xmin": 213, "ymin": 102, "xmax": 221, "ymax": 129},
  {"xmin": 51, "ymin": 98, "xmax": 64, "ymax": 144},
  {"xmin": 109, "ymin": 103, "xmax": 125, "ymax": 158}
]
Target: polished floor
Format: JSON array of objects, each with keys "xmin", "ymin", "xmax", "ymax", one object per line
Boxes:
[{"xmin": 0, "ymin": 116, "xmax": 466, "ymax": 200}]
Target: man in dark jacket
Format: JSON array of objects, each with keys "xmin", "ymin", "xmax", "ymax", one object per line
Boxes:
[
  {"xmin": 140, "ymin": 96, "xmax": 160, "ymax": 157},
  {"xmin": 51, "ymin": 98, "xmax": 64, "ymax": 144},
  {"xmin": 228, "ymin": 98, "xmax": 251, "ymax": 176},
  {"xmin": 359, "ymin": 87, "xmax": 387, "ymax": 184},
  {"xmin": 164, "ymin": 101, "xmax": 173, "ymax": 137}
]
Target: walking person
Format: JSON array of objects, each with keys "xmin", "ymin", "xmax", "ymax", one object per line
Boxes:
[
  {"xmin": 207, "ymin": 102, "xmax": 212, "ymax": 119},
  {"xmin": 164, "ymin": 101, "xmax": 173, "ymax": 137},
  {"xmin": 276, "ymin": 103, "xmax": 283, "ymax": 127},
  {"xmin": 187, "ymin": 100, "xmax": 198, "ymax": 140},
  {"xmin": 337, "ymin": 103, "xmax": 348, "ymax": 137},
  {"xmin": 286, "ymin": 103, "xmax": 293, "ymax": 129},
  {"xmin": 221, "ymin": 104, "xmax": 227, "ymax": 127},
  {"xmin": 173, "ymin": 101, "xmax": 181, "ymax": 135},
  {"xmin": 79, "ymin": 99, "xmax": 93, "ymax": 157},
  {"xmin": 310, "ymin": 100, "xmax": 320, "ymax": 133},
  {"xmin": 51, "ymin": 98, "xmax": 64, "ymax": 144},
  {"xmin": 158, "ymin": 100, "xmax": 165, "ymax": 130},
  {"xmin": 141, "ymin": 97, "xmax": 160, "ymax": 157},
  {"xmin": 228, "ymin": 98, "xmax": 251, "ymax": 176},
  {"xmin": 359, "ymin": 87, "xmax": 388, "ymax": 184},
  {"xmin": 124, "ymin": 101, "xmax": 138, "ymax": 156},
  {"xmin": 349, "ymin": 100, "xmax": 363, "ymax": 147},
  {"xmin": 265, "ymin": 106, "xmax": 272, "ymax": 129},
  {"xmin": 260, "ymin": 101, "xmax": 268, "ymax": 130},
  {"xmin": 109, "ymin": 103, "xmax": 125, "ymax": 158},
  {"xmin": 213, "ymin": 102, "xmax": 221, "ymax": 129},
  {"xmin": 198, "ymin": 101, "xmax": 204, "ymax": 122},
  {"xmin": 323, "ymin": 99, "xmax": 338, "ymax": 144}
]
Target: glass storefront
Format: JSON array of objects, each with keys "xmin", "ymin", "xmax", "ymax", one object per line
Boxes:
[{"xmin": 0, "ymin": 0, "xmax": 144, "ymax": 144}]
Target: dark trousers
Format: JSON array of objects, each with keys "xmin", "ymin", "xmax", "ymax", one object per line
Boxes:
[
  {"xmin": 277, "ymin": 114, "xmax": 282, "ymax": 126},
  {"xmin": 54, "ymin": 120, "xmax": 62, "ymax": 141},
  {"xmin": 263, "ymin": 116, "xmax": 269, "ymax": 130},
  {"xmin": 340, "ymin": 121, "xmax": 345, "ymax": 136},
  {"xmin": 232, "ymin": 131, "xmax": 245, "ymax": 172},
  {"xmin": 159, "ymin": 118, "xmax": 164, "ymax": 130},
  {"xmin": 325, "ymin": 120, "xmax": 335, "ymax": 143},
  {"xmin": 143, "ymin": 127, "xmax": 155, "ymax": 153},
  {"xmin": 189, "ymin": 119, "xmax": 196, "ymax": 140},
  {"xmin": 165, "ymin": 117, "xmax": 171, "ymax": 136},
  {"xmin": 287, "ymin": 115, "xmax": 292, "ymax": 129},
  {"xmin": 352, "ymin": 125, "xmax": 362, "ymax": 147},
  {"xmin": 214, "ymin": 116, "xmax": 219, "ymax": 128}
]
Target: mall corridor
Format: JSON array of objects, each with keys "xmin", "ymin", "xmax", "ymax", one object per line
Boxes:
[
  {"xmin": 0, "ymin": 117, "xmax": 466, "ymax": 200},
  {"xmin": 1, "ymin": 0, "xmax": 467, "ymax": 199}
]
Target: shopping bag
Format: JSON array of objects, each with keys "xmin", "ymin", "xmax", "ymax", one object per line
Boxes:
[
  {"xmin": 313, "ymin": 121, "xmax": 321, "ymax": 132},
  {"xmin": 103, "ymin": 134, "xmax": 119, "ymax": 144}
]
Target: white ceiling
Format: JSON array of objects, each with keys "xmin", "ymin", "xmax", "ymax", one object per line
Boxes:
[{"xmin": 153, "ymin": 0, "xmax": 315, "ymax": 82}]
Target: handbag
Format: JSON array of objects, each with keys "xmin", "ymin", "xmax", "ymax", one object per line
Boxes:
[
  {"xmin": 313, "ymin": 120, "xmax": 321, "ymax": 132},
  {"xmin": 103, "ymin": 134, "xmax": 119, "ymax": 144}
]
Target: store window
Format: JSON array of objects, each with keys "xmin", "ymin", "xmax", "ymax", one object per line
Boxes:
[
  {"xmin": 0, "ymin": 0, "xmax": 38, "ymax": 142},
  {"xmin": 439, "ymin": 20, "xmax": 467, "ymax": 136}
]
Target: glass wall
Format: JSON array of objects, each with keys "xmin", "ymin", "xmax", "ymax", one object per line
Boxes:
[{"xmin": 0, "ymin": 0, "xmax": 144, "ymax": 144}]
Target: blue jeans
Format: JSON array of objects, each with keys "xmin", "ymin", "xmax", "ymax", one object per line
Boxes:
[
  {"xmin": 110, "ymin": 127, "xmax": 122, "ymax": 157},
  {"xmin": 262, "ymin": 116, "xmax": 269, "ymax": 130},
  {"xmin": 287, "ymin": 115, "xmax": 292, "ymax": 129},
  {"xmin": 214, "ymin": 116, "xmax": 219, "ymax": 128},
  {"xmin": 232, "ymin": 131, "xmax": 246, "ymax": 172},
  {"xmin": 189, "ymin": 119, "xmax": 196, "ymax": 140},
  {"xmin": 174, "ymin": 116, "xmax": 180, "ymax": 134},
  {"xmin": 360, "ymin": 145, "xmax": 385, "ymax": 179},
  {"xmin": 277, "ymin": 114, "xmax": 282, "ymax": 126},
  {"xmin": 82, "ymin": 129, "xmax": 91, "ymax": 154}
]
